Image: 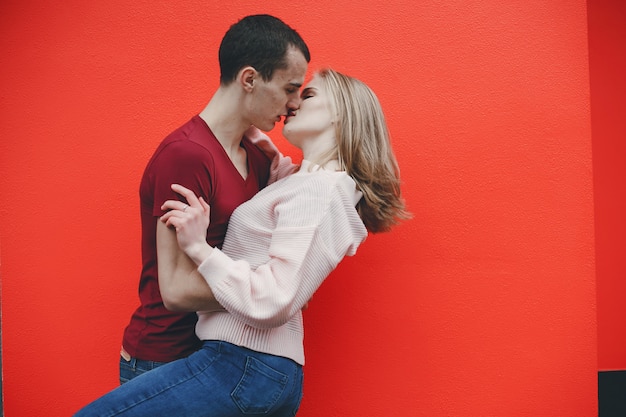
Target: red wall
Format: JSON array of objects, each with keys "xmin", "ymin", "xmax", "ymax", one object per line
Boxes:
[
  {"xmin": 0, "ymin": 2, "xmax": 597, "ymax": 416},
  {"xmin": 588, "ymin": 0, "xmax": 626, "ymax": 372}
]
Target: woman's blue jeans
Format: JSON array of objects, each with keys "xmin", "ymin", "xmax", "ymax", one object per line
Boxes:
[{"xmin": 74, "ymin": 341, "xmax": 304, "ymax": 417}]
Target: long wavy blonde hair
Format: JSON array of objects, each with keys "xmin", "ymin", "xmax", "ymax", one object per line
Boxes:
[{"xmin": 316, "ymin": 68, "xmax": 410, "ymax": 233}]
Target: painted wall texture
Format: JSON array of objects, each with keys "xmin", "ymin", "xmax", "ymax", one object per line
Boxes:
[{"xmin": 0, "ymin": 1, "xmax": 598, "ymax": 416}]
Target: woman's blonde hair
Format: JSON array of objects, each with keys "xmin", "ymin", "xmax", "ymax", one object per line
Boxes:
[{"xmin": 317, "ymin": 68, "xmax": 410, "ymax": 233}]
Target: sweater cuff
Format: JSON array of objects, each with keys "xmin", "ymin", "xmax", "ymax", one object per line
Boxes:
[{"xmin": 197, "ymin": 248, "xmax": 234, "ymax": 289}]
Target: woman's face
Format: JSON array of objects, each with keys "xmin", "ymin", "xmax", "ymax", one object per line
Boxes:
[{"xmin": 282, "ymin": 74, "xmax": 335, "ymax": 151}]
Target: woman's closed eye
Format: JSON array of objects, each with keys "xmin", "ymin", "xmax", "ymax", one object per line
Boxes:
[{"xmin": 300, "ymin": 87, "xmax": 316, "ymax": 100}]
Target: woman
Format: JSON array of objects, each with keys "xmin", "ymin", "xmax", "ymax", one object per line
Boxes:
[{"xmin": 74, "ymin": 68, "xmax": 409, "ymax": 417}]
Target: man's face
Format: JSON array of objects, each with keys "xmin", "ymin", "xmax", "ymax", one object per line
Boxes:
[{"xmin": 249, "ymin": 47, "xmax": 308, "ymax": 132}]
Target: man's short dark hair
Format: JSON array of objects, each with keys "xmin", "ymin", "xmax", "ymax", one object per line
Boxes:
[{"xmin": 219, "ymin": 14, "xmax": 311, "ymax": 84}]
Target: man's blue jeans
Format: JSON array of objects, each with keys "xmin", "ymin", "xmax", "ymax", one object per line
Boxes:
[
  {"xmin": 74, "ymin": 341, "xmax": 304, "ymax": 417},
  {"xmin": 119, "ymin": 352, "xmax": 167, "ymax": 385}
]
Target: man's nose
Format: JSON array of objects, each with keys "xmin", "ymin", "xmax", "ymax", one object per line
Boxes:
[{"xmin": 287, "ymin": 96, "xmax": 302, "ymax": 111}]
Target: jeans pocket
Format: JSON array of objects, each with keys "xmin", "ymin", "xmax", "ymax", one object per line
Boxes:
[
  {"xmin": 119, "ymin": 356, "xmax": 135, "ymax": 385},
  {"xmin": 231, "ymin": 356, "xmax": 288, "ymax": 414}
]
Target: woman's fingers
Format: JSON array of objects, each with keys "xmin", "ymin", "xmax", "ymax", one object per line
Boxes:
[
  {"xmin": 161, "ymin": 199, "xmax": 190, "ymax": 213},
  {"xmin": 171, "ymin": 184, "xmax": 201, "ymax": 208},
  {"xmin": 159, "ymin": 186, "xmax": 210, "ymax": 237},
  {"xmin": 160, "ymin": 209, "xmax": 179, "ymax": 224},
  {"xmin": 199, "ymin": 197, "xmax": 211, "ymax": 212},
  {"xmin": 160, "ymin": 184, "xmax": 205, "ymax": 214}
]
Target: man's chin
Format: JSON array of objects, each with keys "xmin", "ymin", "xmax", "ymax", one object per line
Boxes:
[{"xmin": 259, "ymin": 122, "xmax": 276, "ymax": 132}]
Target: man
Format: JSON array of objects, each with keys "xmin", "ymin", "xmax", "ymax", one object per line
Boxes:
[{"xmin": 120, "ymin": 14, "xmax": 310, "ymax": 383}]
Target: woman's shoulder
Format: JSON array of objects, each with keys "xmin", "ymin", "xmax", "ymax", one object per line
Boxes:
[{"xmin": 291, "ymin": 167, "xmax": 359, "ymax": 204}]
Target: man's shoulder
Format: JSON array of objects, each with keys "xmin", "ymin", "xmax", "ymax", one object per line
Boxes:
[{"xmin": 150, "ymin": 116, "xmax": 218, "ymax": 162}]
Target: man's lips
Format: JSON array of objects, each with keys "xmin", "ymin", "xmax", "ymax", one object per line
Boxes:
[{"xmin": 284, "ymin": 111, "xmax": 296, "ymax": 123}]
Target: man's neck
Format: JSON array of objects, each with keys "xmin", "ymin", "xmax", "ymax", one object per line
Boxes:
[{"xmin": 199, "ymin": 86, "xmax": 250, "ymax": 155}]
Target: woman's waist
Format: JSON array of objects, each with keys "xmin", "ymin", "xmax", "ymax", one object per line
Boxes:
[{"xmin": 195, "ymin": 312, "xmax": 306, "ymax": 365}]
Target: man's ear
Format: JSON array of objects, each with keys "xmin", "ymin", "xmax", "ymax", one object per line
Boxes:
[{"xmin": 239, "ymin": 66, "xmax": 257, "ymax": 92}]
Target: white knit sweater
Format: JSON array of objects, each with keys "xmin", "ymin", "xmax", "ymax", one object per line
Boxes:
[{"xmin": 195, "ymin": 160, "xmax": 367, "ymax": 364}]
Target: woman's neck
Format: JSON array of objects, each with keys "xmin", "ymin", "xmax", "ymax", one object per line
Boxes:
[
  {"xmin": 301, "ymin": 158, "xmax": 341, "ymax": 172},
  {"xmin": 300, "ymin": 131, "xmax": 336, "ymax": 165},
  {"xmin": 321, "ymin": 159, "xmax": 341, "ymax": 171}
]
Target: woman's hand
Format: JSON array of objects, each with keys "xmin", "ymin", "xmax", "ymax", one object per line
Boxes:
[{"xmin": 160, "ymin": 184, "xmax": 213, "ymax": 265}]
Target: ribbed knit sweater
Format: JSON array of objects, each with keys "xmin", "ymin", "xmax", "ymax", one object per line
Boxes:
[{"xmin": 195, "ymin": 160, "xmax": 367, "ymax": 364}]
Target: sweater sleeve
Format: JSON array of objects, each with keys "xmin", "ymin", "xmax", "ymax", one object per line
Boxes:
[{"xmin": 197, "ymin": 174, "xmax": 367, "ymax": 328}]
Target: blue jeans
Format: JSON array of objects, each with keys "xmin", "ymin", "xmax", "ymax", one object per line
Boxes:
[
  {"xmin": 75, "ymin": 341, "xmax": 304, "ymax": 417},
  {"xmin": 119, "ymin": 354, "xmax": 167, "ymax": 385}
]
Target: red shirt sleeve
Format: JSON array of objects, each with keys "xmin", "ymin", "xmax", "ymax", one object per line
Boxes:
[{"xmin": 150, "ymin": 139, "xmax": 214, "ymax": 217}]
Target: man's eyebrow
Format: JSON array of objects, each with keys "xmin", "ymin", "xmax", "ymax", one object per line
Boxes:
[{"xmin": 289, "ymin": 82, "xmax": 303, "ymax": 88}]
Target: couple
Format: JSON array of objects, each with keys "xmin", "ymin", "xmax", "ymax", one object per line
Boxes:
[{"xmin": 75, "ymin": 14, "xmax": 408, "ymax": 417}]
